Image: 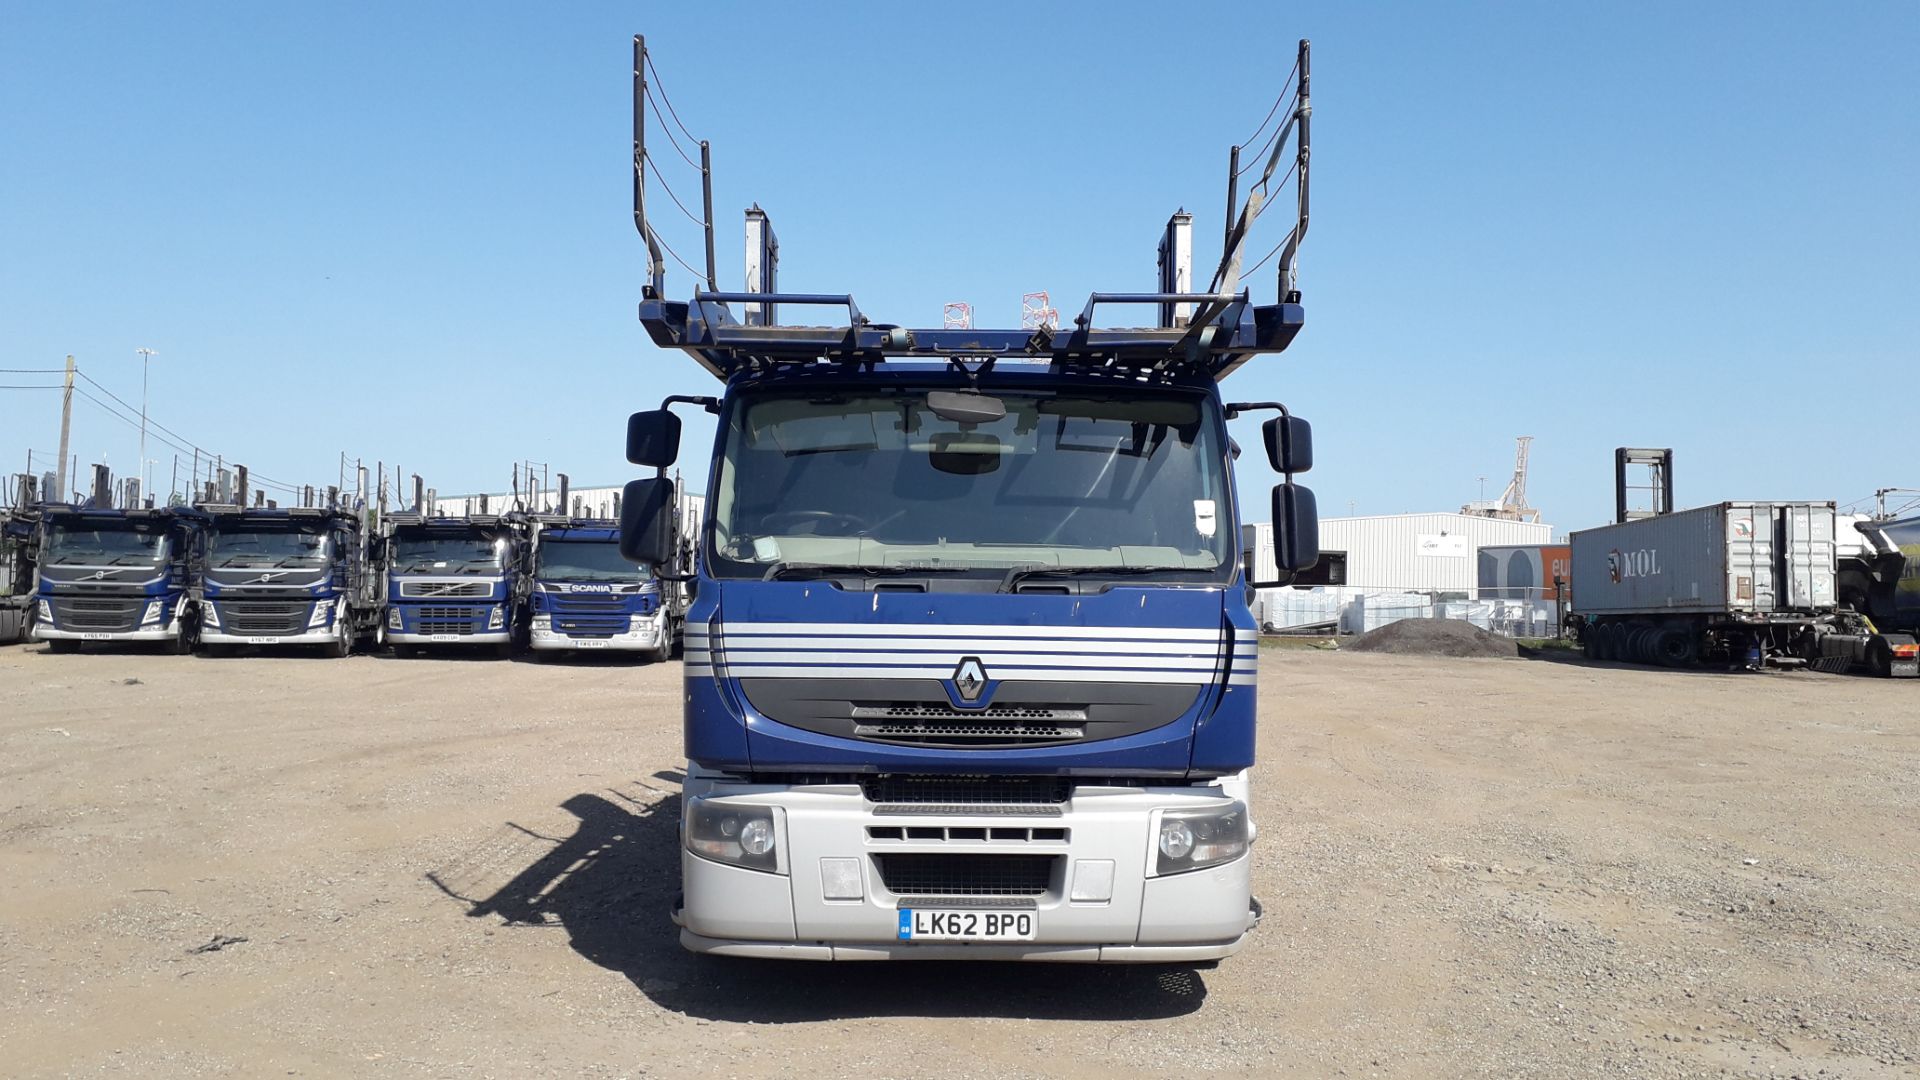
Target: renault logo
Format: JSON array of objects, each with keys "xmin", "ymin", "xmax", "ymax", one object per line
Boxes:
[{"xmin": 952, "ymin": 656, "xmax": 987, "ymax": 702}]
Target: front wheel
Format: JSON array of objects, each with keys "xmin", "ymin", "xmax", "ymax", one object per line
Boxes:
[
  {"xmin": 322, "ymin": 619, "xmax": 350, "ymax": 659},
  {"xmin": 167, "ymin": 628, "xmax": 194, "ymax": 656}
]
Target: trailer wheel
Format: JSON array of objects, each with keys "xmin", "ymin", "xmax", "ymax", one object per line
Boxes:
[
  {"xmin": 1631, "ymin": 625, "xmax": 1660, "ymax": 665},
  {"xmin": 1594, "ymin": 622, "xmax": 1618, "ymax": 662},
  {"xmin": 1653, "ymin": 627, "xmax": 1696, "ymax": 667},
  {"xmin": 1580, "ymin": 626, "xmax": 1598, "ymax": 660}
]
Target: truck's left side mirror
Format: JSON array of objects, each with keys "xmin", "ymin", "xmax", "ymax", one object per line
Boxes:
[
  {"xmin": 1272, "ymin": 482, "xmax": 1320, "ymax": 573},
  {"xmin": 619, "ymin": 477, "xmax": 676, "ymax": 567},
  {"xmin": 627, "ymin": 409, "xmax": 681, "ymax": 468},
  {"xmin": 1262, "ymin": 414, "xmax": 1313, "ymax": 474}
]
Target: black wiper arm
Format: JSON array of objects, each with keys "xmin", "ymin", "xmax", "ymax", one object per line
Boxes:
[
  {"xmin": 764, "ymin": 562, "xmax": 970, "ymax": 581},
  {"xmin": 998, "ymin": 564, "xmax": 1185, "ymax": 592}
]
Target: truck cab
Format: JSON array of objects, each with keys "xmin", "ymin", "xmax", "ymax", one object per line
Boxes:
[
  {"xmin": 383, "ymin": 513, "xmax": 525, "ymax": 657},
  {"xmin": 527, "ymin": 517, "xmax": 672, "ymax": 659},
  {"xmin": 30, "ymin": 504, "xmax": 204, "ymax": 653},
  {"xmin": 617, "ymin": 35, "xmax": 1318, "ymax": 962},
  {"xmin": 1, "ymin": 505, "xmax": 38, "ymax": 644},
  {"xmin": 197, "ymin": 506, "xmax": 375, "ymax": 657}
]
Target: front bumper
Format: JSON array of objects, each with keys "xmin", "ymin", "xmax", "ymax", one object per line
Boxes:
[
  {"xmin": 390, "ymin": 630, "xmax": 510, "ymax": 645},
  {"xmin": 201, "ymin": 627, "xmax": 339, "ymax": 646},
  {"xmin": 529, "ymin": 611, "xmax": 666, "ymax": 652},
  {"xmin": 33, "ymin": 624, "xmax": 181, "ymax": 643},
  {"xmin": 673, "ymin": 777, "xmax": 1255, "ymax": 962}
]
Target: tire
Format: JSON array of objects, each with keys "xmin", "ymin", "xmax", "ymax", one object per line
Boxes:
[
  {"xmin": 1628, "ymin": 625, "xmax": 1656, "ymax": 665},
  {"xmin": 47, "ymin": 638, "xmax": 80, "ymax": 655},
  {"xmin": 1600, "ymin": 623, "xmax": 1623, "ymax": 662},
  {"xmin": 1581, "ymin": 626, "xmax": 1598, "ymax": 660},
  {"xmin": 322, "ymin": 618, "xmax": 350, "ymax": 659},
  {"xmin": 167, "ymin": 628, "xmax": 194, "ymax": 656},
  {"xmin": 1653, "ymin": 627, "xmax": 1696, "ymax": 668}
]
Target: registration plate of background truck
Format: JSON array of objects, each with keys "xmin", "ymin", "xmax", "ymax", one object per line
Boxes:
[{"xmin": 898, "ymin": 909, "xmax": 1035, "ymax": 942}]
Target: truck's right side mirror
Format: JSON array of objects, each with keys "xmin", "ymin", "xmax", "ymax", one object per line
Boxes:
[
  {"xmin": 1272, "ymin": 481, "xmax": 1320, "ymax": 573},
  {"xmin": 1263, "ymin": 414, "xmax": 1313, "ymax": 474},
  {"xmin": 619, "ymin": 477, "xmax": 676, "ymax": 567},
  {"xmin": 627, "ymin": 409, "xmax": 681, "ymax": 468}
]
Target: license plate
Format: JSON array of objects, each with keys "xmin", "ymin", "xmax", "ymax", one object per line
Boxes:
[
  {"xmin": 576, "ymin": 639, "xmax": 609, "ymax": 649},
  {"xmin": 430, "ymin": 634, "xmax": 458, "ymax": 642},
  {"xmin": 898, "ymin": 909, "xmax": 1034, "ymax": 942},
  {"xmin": 247, "ymin": 636, "xmax": 276, "ymax": 644},
  {"xmin": 83, "ymin": 633, "xmax": 111, "ymax": 641}
]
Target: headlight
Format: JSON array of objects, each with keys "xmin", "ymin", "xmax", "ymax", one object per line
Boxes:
[
  {"xmin": 1153, "ymin": 802, "xmax": 1250, "ymax": 876},
  {"xmin": 37, "ymin": 599, "xmax": 52, "ymax": 622},
  {"xmin": 141, "ymin": 600, "xmax": 163, "ymax": 625},
  {"xmin": 530, "ymin": 614, "xmax": 551, "ymax": 631},
  {"xmin": 308, "ymin": 602, "xmax": 330, "ymax": 628},
  {"xmin": 201, "ymin": 600, "xmax": 220, "ymax": 627},
  {"xmin": 488, "ymin": 605, "xmax": 505, "ymax": 630},
  {"xmin": 684, "ymin": 797, "xmax": 784, "ymax": 874},
  {"xmin": 387, "ymin": 606, "xmax": 402, "ymax": 630}
]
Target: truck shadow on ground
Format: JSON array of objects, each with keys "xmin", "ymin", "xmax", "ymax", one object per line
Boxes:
[{"xmin": 428, "ymin": 787, "xmax": 1210, "ymax": 1023}]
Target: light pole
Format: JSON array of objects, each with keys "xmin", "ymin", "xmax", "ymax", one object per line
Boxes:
[{"xmin": 136, "ymin": 347, "xmax": 157, "ymax": 497}]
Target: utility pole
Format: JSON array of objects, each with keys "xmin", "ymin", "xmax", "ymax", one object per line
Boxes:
[
  {"xmin": 136, "ymin": 347, "xmax": 156, "ymax": 498},
  {"xmin": 54, "ymin": 355, "xmax": 75, "ymax": 502}
]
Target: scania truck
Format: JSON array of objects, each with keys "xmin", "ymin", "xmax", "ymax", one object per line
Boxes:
[
  {"xmin": 197, "ymin": 505, "xmax": 381, "ymax": 657},
  {"xmin": 613, "ymin": 36, "xmax": 1320, "ymax": 961},
  {"xmin": 383, "ymin": 512, "xmax": 526, "ymax": 657},
  {"xmin": 528, "ymin": 516, "xmax": 674, "ymax": 659},
  {"xmin": 31, "ymin": 503, "xmax": 205, "ymax": 653}
]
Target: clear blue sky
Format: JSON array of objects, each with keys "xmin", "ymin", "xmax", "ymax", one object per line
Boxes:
[{"xmin": 3, "ymin": 3, "xmax": 1915, "ymax": 530}]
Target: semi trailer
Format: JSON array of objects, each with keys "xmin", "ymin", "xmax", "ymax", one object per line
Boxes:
[
  {"xmin": 197, "ymin": 505, "xmax": 382, "ymax": 657},
  {"xmin": 30, "ymin": 504, "xmax": 205, "ymax": 652},
  {"xmin": 1569, "ymin": 502, "xmax": 1917, "ymax": 676},
  {"xmin": 612, "ymin": 35, "xmax": 1321, "ymax": 962},
  {"xmin": 527, "ymin": 516, "xmax": 673, "ymax": 658},
  {"xmin": 383, "ymin": 512, "xmax": 527, "ymax": 657}
]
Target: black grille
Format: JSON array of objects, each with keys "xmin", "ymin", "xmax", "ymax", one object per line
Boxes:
[
  {"xmin": 551, "ymin": 593, "xmax": 625, "ymax": 609},
  {"xmin": 416, "ymin": 606, "xmax": 483, "ymax": 635},
  {"xmin": 51, "ymin": 597, "xmax": 143, "ymax": 632},
  {"xmin": 874, "ymin": 853, "xmax": 1056, "ymax": 897},
  {"xmin": 854, "ymin": 722, "xmax": 1084, "ymax": 745},
  {"xmin": 862, "ymin": 775, "xmax": 1072, "ymax": 806},
  {"xmin": 400, "ymin": 581, "xmax": 489, "ymax": 599},
  {"xmin": 855, "ymin": 703, "xmax": 1086, "ymax": 721},
  {"xmin": 218, "ymin": 600, "xmax": 307, "ymax": 635},
  {"xmin": 553, "ymin": 614, "xmax": 628, "ymax": 636}
]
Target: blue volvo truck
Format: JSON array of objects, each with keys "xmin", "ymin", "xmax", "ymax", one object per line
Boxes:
[
  {"xmin": 197, "ymin": 505, "xmax": 380, "ymax": 657},
  {"xmin": 527, "ymin": 516, "xmax": 677, "ymax": 660},
  {"xmin": 383, "ymin": 512, "xmax": 527, "ymax": 657},
  {"xmin": 30, "ymin": 503, "xmax": 206, "ymax": 653},
  {"xmin": 615, "ymin": 36, "xmax": 1319, "ymax": 961}
]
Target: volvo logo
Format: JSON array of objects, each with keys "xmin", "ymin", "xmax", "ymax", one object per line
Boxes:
[
  {"xmin": 250, "ymin": 571, "xmax": 289, "ymax": 585},
  {"xmin": 952, "ymin": 656, "xmax": 987, "ymax": 702}
]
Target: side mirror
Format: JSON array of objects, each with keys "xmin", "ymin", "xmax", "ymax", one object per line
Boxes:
[
  {"xmin": 1262, "ymin": 414, "xmax": 1313, "ymax": 474},
  {"xmin": 1272, "ymin": 482, "xmax": 1320, "ymax": 573},
  {"xmin": 619, "ymin": 477, "xmax": 676, "ymax": 566},
  {"xmin": 627, "ymin": 409, "xmax": 681, "ymax": 468}
]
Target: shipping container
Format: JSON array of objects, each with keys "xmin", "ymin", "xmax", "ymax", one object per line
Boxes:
[
  {"xmin": 1477, "ymin": 544, "xmax": 1571, "ymax": 601},
  {"xmin": 1569, "ymin": 502, "xmax": 1836, "ymax": 618}
]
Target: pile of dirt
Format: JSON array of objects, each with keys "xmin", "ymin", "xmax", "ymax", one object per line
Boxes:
[{"xmin": 1344, "ymin": 617, "xmax": 1518, "ymax": 658}]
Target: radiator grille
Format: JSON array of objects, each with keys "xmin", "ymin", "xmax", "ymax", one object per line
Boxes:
[
  {"xmin": 553, "ymin": 614, "xmax": 627, "ymax": 636},
  {"xmin": 868, "ymin": 825, "xmax": 1068, "ymax": 843},
  {"xmin": 400, "ymin": 580, "xmax": 489, "ymax": 599},
  {"xmin": 853, "ymin": 722, "xmax": 1084, "ymax": 745},
  {"xmin": 852, "ymin": 703, "xmax": 1087, "ymax": 722},
  {"xmin": 874, "ymin": 853, "xmax": 1056, "ymax": 897},
  {"xmin": 217, "ymin": 600, "xmax": 307, "ymax": 635},
  {"xmin": 415, "ymin": 606, "xmax": 484, "ymax": 635},
  {"xmin": 862, "ymin": 775, "xmax": 1072, "ymax": 806},
  {"xmin": 51, "ymin": 596, "xmax": 143, "ymax": 632}
]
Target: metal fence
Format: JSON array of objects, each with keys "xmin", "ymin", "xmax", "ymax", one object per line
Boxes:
[{"xmin": 1254, "ymin": 585, "xmax": 1567, "ymax": 639}]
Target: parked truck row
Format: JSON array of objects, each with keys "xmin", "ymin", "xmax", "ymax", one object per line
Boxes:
[{"xmin": 13, "ymin": 495, "xmax": 701, "ymax": 659}]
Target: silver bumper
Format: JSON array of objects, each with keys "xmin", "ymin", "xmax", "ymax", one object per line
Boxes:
[
  {"xmin": 33, "ymin": 624, "xmax": 182, "ymax": 643},
  {"xmin": 201, "ymin": 627, "xmax": 338, "ymax": 646},
  {"xmin": 389, "ymin": 630, "xmax": 511, "ymax": 645},
  {"xmin": 528, "ymin": 611, "xmax": 666, "ymax": 652}
]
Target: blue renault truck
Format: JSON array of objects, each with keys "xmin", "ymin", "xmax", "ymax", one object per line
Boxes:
[
  {"xmin": 30, "ymin": 503, "xmax": 206, "ymax": 653},
  {"xmin": 383, "ymin": 512, "xmax": 527, "ymax": 658},
  {"xmin": 197, "ymin": 505, "xmax": 381, "ymax": 657},
  {"xmin": 614, "ymin": 36, "xmax": 1319, "ymax": 961},
  {"xmin": 527, "ymin": 515, "xmax": 678, "ymax": 660}
]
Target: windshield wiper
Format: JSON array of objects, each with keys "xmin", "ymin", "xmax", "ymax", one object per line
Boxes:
[
  {"xmin": 764, "ymin": 562, "xmax": 972, "ymax": 582},
  {"xmin": 998, "ymin": 564, "xmax": 1191, "ymax": 592},
  {"xmin": 107, "ymin": 554, "xmax": 155, "ymax": 566}
]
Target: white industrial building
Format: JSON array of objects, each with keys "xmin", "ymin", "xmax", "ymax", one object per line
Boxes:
[{"xmin": 1249, "ymin": 511, "xmax": 1560, "ymax": 636}]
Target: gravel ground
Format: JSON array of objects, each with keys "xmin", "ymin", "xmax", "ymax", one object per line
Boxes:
[{"xmin": 0, "ymin": 642, "xmax": 1915, "ymax": 1078}]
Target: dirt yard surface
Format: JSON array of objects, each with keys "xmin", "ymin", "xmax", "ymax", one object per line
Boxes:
[{"xmin": 1, "ymin": 644, "xmax": 1915, "ymax": 1079}]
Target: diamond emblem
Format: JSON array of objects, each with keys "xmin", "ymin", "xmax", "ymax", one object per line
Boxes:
[{"xmin": 952, "ymin": 656, "xmax": 987, "ymax": 702}]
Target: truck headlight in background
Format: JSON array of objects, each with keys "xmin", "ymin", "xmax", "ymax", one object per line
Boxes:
[
  {"xmin": 201, "ymin": 600, "xmax": 220, "ymax": 628},
  {"xmin": 308, "ymin": 601, "xmax": 330, "ymax": 628},
  {"xmin": 141, "ymin": 600, "xmax": 163, "ymax": 625},
  {"xmin": 37, "ymin": 599, "xmax": 52, "ymax": 623},
  {"xmin": 684, "ymin": 798, "xmax": 783, "ymax": 873},
  {"xmin": 487, "ymin": 605, "xmax": 505, "ymax": 630},
  {"xmin": 1153, "ymin": 802, "xmax": 1250, "ymax": 876},
  {"xmin": 386, "ymin": 607, "xmax": 402, "ymax": 630}
]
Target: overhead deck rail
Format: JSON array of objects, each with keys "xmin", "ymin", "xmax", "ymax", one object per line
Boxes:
[{"xmin": 632, "ymin": 36, "xmax": 1311, "ymax": 382}]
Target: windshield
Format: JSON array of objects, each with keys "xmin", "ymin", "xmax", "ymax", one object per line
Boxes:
[
  {"xmin": 537, "ymin": 539, "xmax": 647, "ymax": 582},
  {"xmin": 709, "ymin": 388, "xmax": 1231, "ymax": 581},
  {"xmin": 210, "ymin": 528, "xmax": 331, "ymax": 568},
  {"xmin": 44, "ymin": 522, "xmax": 170, "ymax": 566},
  {"xmin": 393, "ymin": 533, "xmax": 505, "ymax": 573}
]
